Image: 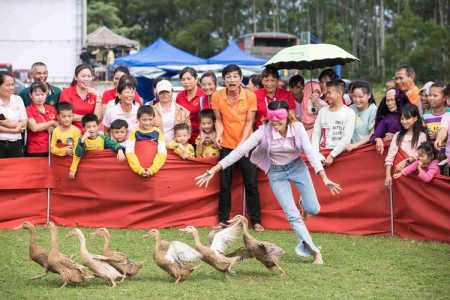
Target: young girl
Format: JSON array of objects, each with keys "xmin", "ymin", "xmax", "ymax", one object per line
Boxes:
[
  {"xmin": 370, "ymin": 88, "xmax": 405, "ymax": 154},
  {"xmin": 167, "ymin": 123, "xmax": 195, "ymax": 159},
  {"xmin": 346, "ymin": 80, "xmax": 377, "ymax": 151},
  {"xmin": 384, "ymin": 103, "xmax": 427, "ymax": 186},
  {"xmin": 196, "ymin": 100, "xmax": 341, "ymax": 265},
  {"xmin": 195, "ymin": 109, "xmax": 219, "ymax": 158},
  {"xmin": 26, "ymin": 81, "xmax": 58, "ymax": 156},
  {"xmin": 393, "ymin": 141, "xmax": 440, "ymax": 182}
]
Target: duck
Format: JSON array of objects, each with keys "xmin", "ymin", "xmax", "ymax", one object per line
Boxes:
[
  {"xmin": 66, "ymin": 228, "xmax": 125, "ymax": 287},
  {"xmin": 47, "ymin": 222, "xmax": 94, "ymax": 288},
  {"xmin": 90, "ymin": 228, "xmax": 143, "ymax": 278},
  {"xmin": 228, "ymin": 215, "xmax": 287, "ymax": 276},
  {"xmin": 144, "ymin": 229, "xmax": 201, "ymax": 283},
  {"xmin": 14, "ymin": 221, "xmax": 57, "ymax": 280},
  {"xmin": 179, "ymin": 224, "xmax": 242, "ymax": 275}
]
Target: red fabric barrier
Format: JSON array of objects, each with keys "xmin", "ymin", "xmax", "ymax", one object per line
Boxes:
[
  {"xmin": 0, "ymin": 143, "xmax": 448, "ymax": 243},
  {"xmin": 258, "ymin": 144, "xmax": 391, "ymax": 235},
  {"xmin": 50, "ymin": 141, "xmax": 243, "ymax": 228},
  {"xmin": 0, "ymin": 158, "xmax": 51, "ymax": 228},
  {"xmin": 393, "ymin": 152, "xmax": 450, "ymax": 242}
]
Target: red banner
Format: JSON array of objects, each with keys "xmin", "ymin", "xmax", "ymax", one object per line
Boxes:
[
  {"xmin": 393, "ymin": 152, "xmax": 450, "ymax": 242},
  {"xmin": 0, "ymin": 144, "xmax": 448, "ymax": 242}
]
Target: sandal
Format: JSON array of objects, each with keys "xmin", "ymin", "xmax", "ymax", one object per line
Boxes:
[{"xmin": 253, "ymin": 223, "xmax": 265, "ymax": 232}]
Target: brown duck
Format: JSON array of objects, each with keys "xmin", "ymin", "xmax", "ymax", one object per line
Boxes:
[
  {"xmin": 228, "ymin": 215, "xmax": 287, "ymax": 276},
  {"xmin": 180, "ymin": 225, "xmax": 242, "ymax": 276},
  {"xmin": 90, "ymin": 228, "xmax": 143, "ymax": 278},
  {"xmin": 14, "ymin": 221, "xmax": 57, "ymax": 279},
  {"xmin": 144, "ymin": 229, "xmax": 201, "ymax": 283},
  {"xmin": 47, "ymin": 222, "xmax": 94, "ymax": 288}
]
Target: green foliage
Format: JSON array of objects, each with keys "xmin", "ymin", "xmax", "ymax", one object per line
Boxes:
[
  {"xmin": 87, "ymin": 0, "xmax": 450, "ymax": 83},
  {"xmin": 2, "ymin": 227, "xmax": 450, "ymax": 299}
]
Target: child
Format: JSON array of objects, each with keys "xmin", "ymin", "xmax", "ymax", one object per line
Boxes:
[
  {"xmin": 195, "ymin": 109, "xmax": 219, "ymax": 158},
  {"xmin": 384, "ymin": 103, "xmax": 427, "ymax": 186},
  {"xmin": 393, "ymin": 141, "xmax": 440, "ymax": 182},
  {"xmin": 300, "ymin": 81, "xmax": 327, "ymax": 133},
  {"xmin": 346, "ymin": 80, "xmax": 377, "ymax": 151},
  {"xmin": 109, "ymin": 119, "xmax": 129, "ymax": 147},
  {"xmin": 69, "ymin": 114, "xmax": 125, "ymax": 179},
  {"xmin": 26, "ymin": 82, "xmax": 58, "ymax": 156},
  {"xmin": 126, "ymin": 105, "xmax": 167, "ymax": 177},
  {"xmin": 422, "ymin": 81, "xmax": 449, "ymax": 142},
  {"xmin": 167, "ymin": 123, "xmax": 195, "ymax": 159},
  {"xmin": 312, "ymin": 79, "xmax": 355, "ymax": 166},
  {"xmin": 50, "ymin": 103, "xmax": 81, "ymax": 157}
]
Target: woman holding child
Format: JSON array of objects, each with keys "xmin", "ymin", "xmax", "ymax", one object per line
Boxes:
[{"xmin": 152, "ymin": 80, "xmax": 190, "ymax": 143}]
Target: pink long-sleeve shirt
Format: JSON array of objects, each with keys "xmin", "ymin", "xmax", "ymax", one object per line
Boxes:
[
  {"xmin": 384, "ymin": 132, "xmax": 427, "ymax": 166},
  {"xmin": 401, "ymin": 160, "xmax": 440, "ymax": 182}
]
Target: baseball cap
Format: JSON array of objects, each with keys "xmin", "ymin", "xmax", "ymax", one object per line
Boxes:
[{"xmin": 155, "ymin": 80, "xmax": 172, "ymax": 95}]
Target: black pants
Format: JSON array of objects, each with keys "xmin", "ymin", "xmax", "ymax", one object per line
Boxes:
[
  {"xmin": 219, "ymin": 147, "xmax": 261, "ymax": 225},
  {"xmin": 0, "ymin": 140, "xmax": 24, "ymax": 158}
]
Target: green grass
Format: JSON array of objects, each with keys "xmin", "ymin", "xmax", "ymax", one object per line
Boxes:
[{"xmin": 1, "ymin": 227, "xmax": 449, "ymax": 300}]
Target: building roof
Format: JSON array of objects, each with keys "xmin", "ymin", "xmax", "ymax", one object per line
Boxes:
[{"xmin": 87, "ymin": 26, "xmax": 139, "ymax": 48}]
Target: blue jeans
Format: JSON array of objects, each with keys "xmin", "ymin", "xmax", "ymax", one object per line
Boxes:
[{"xmin": 268, "ymin": 158, "xmax": 320, "ymax": 256}]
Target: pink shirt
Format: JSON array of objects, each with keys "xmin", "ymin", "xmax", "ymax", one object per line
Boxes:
[
  {"xmin": 269, "ymin": 126, "xmax": 299, "ymax": 165},
  {"xmin": 385, "ymin": 131, "xmax": 427, "ymax": 166},
  {"xmin": 401, "ymin": 160, "xmax": 440, "ymax": 182}
]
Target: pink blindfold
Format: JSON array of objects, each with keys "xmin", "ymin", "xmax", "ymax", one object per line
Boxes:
[{"xmin": 267, "ymin": 109, "xmax": 288, "ymax": 121}]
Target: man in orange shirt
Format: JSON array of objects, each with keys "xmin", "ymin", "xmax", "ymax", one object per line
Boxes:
[
  {"xmin": 211, "ymin": 64, "xmax": 263, "ymax": 231},
  {"xmin": 395, "ymin": 65, "xmax": 421, "ymax": 111}
]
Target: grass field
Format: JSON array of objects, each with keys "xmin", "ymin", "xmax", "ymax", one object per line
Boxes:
[{"xmin": 1, "ymin": 227, "xmax": 449, "ymax": 300}]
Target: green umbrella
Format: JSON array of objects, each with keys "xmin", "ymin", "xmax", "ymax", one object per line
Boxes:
[{"xmin": 264, "ymin": 43, "xmax": 359, "ymax": 70}]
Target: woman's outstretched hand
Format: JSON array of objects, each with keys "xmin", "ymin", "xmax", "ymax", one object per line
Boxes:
[
  {"xmin": 195, "ymin": 164, "xmax": 221, "ymax": 188},
  {"xmin": 322, "ymin": 177, "xmax": 342, "ymax": 195}
]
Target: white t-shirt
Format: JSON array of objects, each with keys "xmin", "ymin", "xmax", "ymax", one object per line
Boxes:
[
  {"xmin": 312, "ymin": 105, "xmax": 356, "ymax": 158},
  {"xmin": 102, "ymin": 101, "xmax": 139, "ymax": 132},
  {"xmin": 0, "ymin": 94, "xmax": 27, "ymax": 141},
  {"xmin": 156, "ymin": 102, "xmax": 176, "ymax": 142}
]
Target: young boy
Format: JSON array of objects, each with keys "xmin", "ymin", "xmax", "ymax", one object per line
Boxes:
[
  {"xmin": 126, "ymin": 106, "xmax": 167, "ymax": 177},
  {"xmin": 69, "ymin": 114, "xmax": 125, "ymax": 179},
  {"xmin": 422, "ymin": 81, "xmax": 449, "ymax": 142},
  {"xmin": 195, "ymin": 109, "xmax": 219, "ymax": 157},
  {"xmin": 312, "ymin": 79, "xmax": 356, "ymax": 166},
  {"xmin": 110, "ymin": 119, "xmax": 129, "ymax": 147},
  {"xmin": 50, "ymin": 103, "xmax": 81, "ymax": 156},
  {"xmin": 167, "ymin": 123, "xmax": 195, "ymax": 159}
]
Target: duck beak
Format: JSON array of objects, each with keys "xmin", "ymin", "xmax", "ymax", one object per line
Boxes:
[
  {"xmin": 89, "ymin": 232, "xmax": 97, "ymax": 237},
  {"xmin": 143, "ymin": 234, "xmax": 149, "ymax": 239},
  {"xmin": 13, "ymin": 224, "xmax": 22, "ymax": 230},
  {"xmin": 178, "ymin": 228, "xmax": 187, "ymax": 233}
]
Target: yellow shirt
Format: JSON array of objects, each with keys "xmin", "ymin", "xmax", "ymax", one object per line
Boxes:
[
  {"xmin": 195, "ymin": 135, "xmax": 219, "ymax": 158},
  {"xmin": 69, "ymin": 134, "xmax": 122, "ymax": 174},
  {"xmin": 50, "ymin": 125, "xmax": 81, "ymax": 156},
  {"xmin": 167, "ymin": 140, "xmax": 195, "ymax": 158},
  {"xmin": 126, "ymin": 127, "xmax": 167, "ymax": 175}
]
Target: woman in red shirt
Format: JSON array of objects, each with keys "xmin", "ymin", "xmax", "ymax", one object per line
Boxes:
[
  {"xmin": 176, "ymin": 67, "xmax": 208, "ymax": 142},
  {"xmin": 26, "ymin": 82, "xmax": 58, "ymax": 156},
  {"xmin": 60, "ymin": 64, "xmax": 102, "ymax": 129},
  {"xmin": 101, "ymin": 65, "xmax": 142, "ymax": 113},
  {"xmin": 254, "ymin": 68, "xmax": 296, "ymax": 128}
]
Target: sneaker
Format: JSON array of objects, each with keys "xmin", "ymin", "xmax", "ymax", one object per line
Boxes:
[{"xmin": 253, "ymin": 223, "xmax": 265, "ymax": 232}]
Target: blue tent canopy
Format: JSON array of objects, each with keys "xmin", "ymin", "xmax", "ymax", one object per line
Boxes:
[
  {"xmin": 115, "ymin": 38, "xmax": 207, "ymax": 67},
  {"xmin": 207, "ymin": 40, "xmax": 266, "ymax": 66}
]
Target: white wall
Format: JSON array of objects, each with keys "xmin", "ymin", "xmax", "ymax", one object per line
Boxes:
[{"xmin": 0, "ymin": 0, "xmax": 86, "ymax": 83}]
